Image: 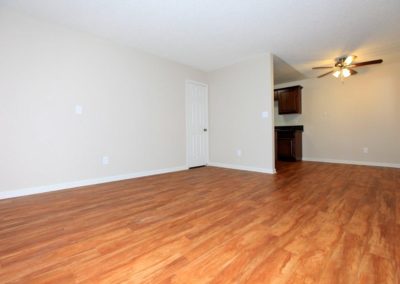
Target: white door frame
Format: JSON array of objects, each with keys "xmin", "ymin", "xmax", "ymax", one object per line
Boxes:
[{"xmin": 185, "ymin": 80, "xmax": 209, "ymax": 168}]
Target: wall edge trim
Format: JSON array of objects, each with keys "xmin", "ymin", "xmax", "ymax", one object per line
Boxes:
[
  {"xmin": 302, "ymin": 157, "xmax": 400, "ymax": 168},
  {"xmin": 208, "ymin": 162, "xmax": 276, "ymax": 174},
  {"xmin": 0, "ymin": 166, "xmax": 188, "ymax": 200}
]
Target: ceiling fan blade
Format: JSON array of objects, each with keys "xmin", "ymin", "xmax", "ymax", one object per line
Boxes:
[
  {"xmin": 349, "ymin": 68, "xmax": 358, "ymax": 75},
  {"xmin": 312, "ymin": 66, "xmax": 333, "ymax": 69},
  {"xmin": 318, "ymin": 70, "xmax": 334, "ymax": 78},
  {"xmin": 349, "ymin": 59, "xmax": 383, "ymax": 68},
  {"xmin": 344, "ymin": 55, "xmax": 357, "ymax": 65}
]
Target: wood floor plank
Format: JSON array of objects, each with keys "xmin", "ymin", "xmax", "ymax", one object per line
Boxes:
[{"xmin": 0, "ymin": 162, "xmax": 399, "ymax": 283}]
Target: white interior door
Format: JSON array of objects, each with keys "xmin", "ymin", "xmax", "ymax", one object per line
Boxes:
[{"xmin": 186, "ymin": 81, "xmax": 208, "ymax": 168}]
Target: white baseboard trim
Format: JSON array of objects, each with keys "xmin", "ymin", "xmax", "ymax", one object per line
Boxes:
[
  {"xmin": 208, "ymin": 162, "xmax": 276, "ymax": 174},
  {"xmin": 302, "ymin": 157, "xmax": 400, "ymax": 169},
  {"xmin": 0, "ymin": 166, "xmax": 188, "ymax": 200}
]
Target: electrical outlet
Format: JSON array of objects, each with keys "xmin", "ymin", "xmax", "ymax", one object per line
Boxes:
[
  {"xmin": 236, "ymin": 149, "xmax": 242, "ymax": 157},
  {"xmin": 102, "ymin": 156, "xmax": 109, "ymax": 165},
  {"xmin": 363, "ymin": 147, "xmax": 368, "ymax": 154}
]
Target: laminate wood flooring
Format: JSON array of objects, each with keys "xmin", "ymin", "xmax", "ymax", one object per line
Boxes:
[{"xmin": 0, "ymin": 162, "xmax": 399, "ymax": 283}]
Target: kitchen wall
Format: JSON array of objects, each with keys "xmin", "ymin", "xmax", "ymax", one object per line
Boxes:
[
  {"xmin": 274, "ymin": 60, "xmax": 400, "ymax": 167},
  {"xmin": 208, "ymin": 54, "xmax": 275, "ymax": 173},
  {"xmin": 0, "ymin": 8, "xmax": 207, "ymax": 196}
]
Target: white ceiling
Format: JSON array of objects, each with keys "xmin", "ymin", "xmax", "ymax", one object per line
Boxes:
[{"xmin": 2, "ymin": 0, "xmax": 400, "ymax": 82}]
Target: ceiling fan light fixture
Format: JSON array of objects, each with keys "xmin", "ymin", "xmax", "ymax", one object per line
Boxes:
[
  {"xmin": 344, "ymin": 55, "xmax": 356, "ymax": 65},
  {"xmin": 342, "ymin": 68, "xmax": 351, "ymax": 78},
  {"xmin": 332, "ymin": 70, "xmax": 341, "ymax": 78}
]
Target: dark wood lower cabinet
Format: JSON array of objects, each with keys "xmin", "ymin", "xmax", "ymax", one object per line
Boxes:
[{"xmin": 275, "ymin": 126, "xmax": 303, "ymax": 161}]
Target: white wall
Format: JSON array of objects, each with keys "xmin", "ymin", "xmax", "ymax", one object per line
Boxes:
[
  {"xmin": 208, "ymin": 54, "xmax": 275, "ymax": 173},
  {"xmin": 0, "ymin": 8, "xmax": 207, "ymax": 195},
  {"xmin": 274, "ymin": 61, "xmax": 400, "ymax": 167}
]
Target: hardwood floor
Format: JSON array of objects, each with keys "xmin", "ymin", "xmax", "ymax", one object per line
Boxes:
[{"xmin": 0, "ymin": 162, "xmax": 399, "ymax": 283}]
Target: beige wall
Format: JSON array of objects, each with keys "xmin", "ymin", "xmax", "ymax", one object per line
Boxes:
[
  {"xmin": 0, "ymin": 8, "xmax": 207, "ymax": 194},
  {"xmin": 275, "ymin": 61, "xmax": 400, "ymax": 167},
  {"xmin": 208, "ymin": 54, "xmax": 275, "ymax": 173}
]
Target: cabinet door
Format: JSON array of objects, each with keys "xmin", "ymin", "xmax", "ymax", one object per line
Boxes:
[
  {"xmin": 277, "ymin": 138, "xmax": 294, "ymax": 160},
  {"xmin": 293, "ymin": 131, "xmax": 302, "ymax": 160},
  {"xmin": 278, "ymin": 89, "xmax": 299, "ymax": 114}
]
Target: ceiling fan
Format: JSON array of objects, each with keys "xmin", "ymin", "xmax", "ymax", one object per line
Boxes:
[{"xmin": 313, "ymin": 55, "xmax": 383, "ymax": 79}]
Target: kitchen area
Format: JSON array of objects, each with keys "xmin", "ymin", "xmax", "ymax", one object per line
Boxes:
[{"xmin": 274, "ymin": 85, "xmax": 304, "ymax": 166}]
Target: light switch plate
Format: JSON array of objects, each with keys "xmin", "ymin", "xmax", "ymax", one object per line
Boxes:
[
  {"xmin": 261, "ymin": 111, "xmax": 269, "ymax": 118},
  {"xmin": 75, "ymin": 105, "xmax": 83, "ymax": 115},
  {"xmin": 102, "ymin": 156, "xmax": 109, "ymax": 165}
]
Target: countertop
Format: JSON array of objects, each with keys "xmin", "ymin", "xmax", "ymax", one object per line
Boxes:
[{"xmin": 274, "ymin": 125, "xmax": 304, "ymax": 132}]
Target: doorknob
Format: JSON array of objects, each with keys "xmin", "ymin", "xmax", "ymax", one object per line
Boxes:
[{"xmin": 203, "ymin": 128, "xmax": 208, "ymax": 132}]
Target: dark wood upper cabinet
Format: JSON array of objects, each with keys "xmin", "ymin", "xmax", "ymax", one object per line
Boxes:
[{"xmin": 274, "ymin": 85, "xmax": 302, "ymax": 114}]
